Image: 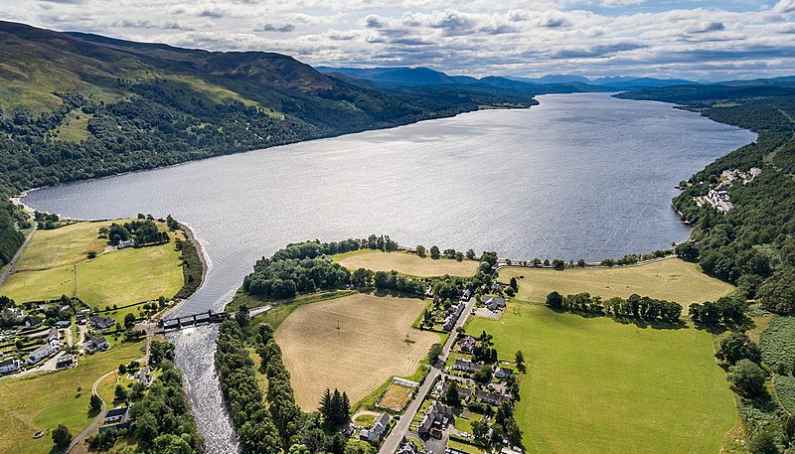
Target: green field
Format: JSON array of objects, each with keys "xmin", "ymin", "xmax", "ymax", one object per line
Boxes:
[
  {"xmin": 0, "ymin": 341, "xmax": 144, "ymax": 454},
  {"xmin": 466, "ymin": 301, "xmax": 736, "ymax": 454},
  {"xmin": 1, "ymin": 220, "xmax": 184, "ymax": 322},
  {"xmin": 500, "ymin": 258, "xmax": 734, "ymax": 308},
  {"xmin": 54, "ymin": 110, "xmax": 93, "ymax": 143},
  {"xmin": 335, "ymin": 249, "xmax": 478, "ymax": 277}
]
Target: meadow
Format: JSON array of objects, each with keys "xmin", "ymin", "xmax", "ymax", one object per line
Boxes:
[
  {"xmin": 500, "ymin": 258, "xmax": 734, "ymax": 308},
  {"xmin": 1, "ymin": 220, "xmax": 184, "ymax": 322},
  {"xmin": 335, "ymin": 249, "xmax": 478, "ymax": 277},
  {"xmin": 466, "ymin": 301, "xmax": 736, "ymax": 454},
  {"xmin": 0, "ymin": 341, "xmax": 144, "ymax": 454},
  {"xmin": 274, "ymin": 293, "xmax": 438, "ymax": 409}
]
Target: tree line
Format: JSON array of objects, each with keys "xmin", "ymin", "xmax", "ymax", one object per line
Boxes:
[{"xmin": 546, "ymin": 292, "xmax": 683, "ymax": 324}]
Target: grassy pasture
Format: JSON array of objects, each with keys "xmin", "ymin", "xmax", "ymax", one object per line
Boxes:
[
  {"xmin": 54, "ymin": 110, "xmax": 93, "ymax": 143},
  {"xmin": 1, "ymin": 220, "xmax": 184, "ymax": 323},
  {"xmin": 335, "ymin": 249, "xmax": 478, "ymax": 277},
  {"xmin": 500, "ymin": 258, "xmax": 734, "ymax": 308},
  {"xmin": 275, "ymin": 293, "xmax": 438, "ymax": 410},
  {"xmin": 0, "ymin": 341, "xmax": 144, "ymax": 454},
  {"xmin": 466, "ymin": 301, "xmax": 736, "ymax": 454}
]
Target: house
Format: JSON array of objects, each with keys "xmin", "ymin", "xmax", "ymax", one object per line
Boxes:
[
  {"xmin": 359, "ymin": 413, "xmax": 390, "ymax": 444},
  {"xmin": 453, "ymin": 359, "xmax": 479, "ymax": 373},
  {"xmin": 486, "ymin": 296, "xmax": 506, "ymax": 312},
  {"xmin": 56, "ymin": 354, "xmax": 76, "ymax": 369},
  {"xmin": 90, "ymin": 315, "xmax": 116, "ymax": 330},
  {"xmin": 117, "ymin": 239, "xmax": 135, "ymax": 249},
  {"xmin": 100, "ymin": 406, "xmax": 131, "ymax": 432},
  {"xmin": 84, "ymin": 335, "xmax": 109, "ymax": 353},
  {"xmin": 26, "ymin": 343, "xmax": 58, "ymax": 365},
  {"xmin": 500, "ymin": 447, "xmax": 524, "ymax": 454},
  {"xmin": 0, "ymin": 358, "xmax": 22, "ymax": 375},
  {"xmin": 458, "ymin": 336, "xmax": 476, "ymax": 353},
  {"xmin": 494, "ymin": 367, "xmax": 513, "ymax": 379},
  {"xmin": 418, "ymin": 401, "xmax": 454, "ymax": 439},
  {"xmin": 476, "ymin": 389, "xmax": 506, "ymax": 406}
]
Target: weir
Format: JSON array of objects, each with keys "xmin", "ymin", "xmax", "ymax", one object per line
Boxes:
[{"xmin": 158, "ymin": 310, "xmax": 231, "ymax": 333}]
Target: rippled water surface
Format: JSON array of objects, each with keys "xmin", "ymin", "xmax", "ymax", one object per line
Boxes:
[{"xmin": 24, "ymin": 93, "xmax": 755, "ymax": 451}]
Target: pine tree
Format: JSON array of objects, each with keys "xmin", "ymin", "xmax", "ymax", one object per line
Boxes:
[{"xmin": 341, "ymin": 392, "xmax": 351, "ymax": 426}]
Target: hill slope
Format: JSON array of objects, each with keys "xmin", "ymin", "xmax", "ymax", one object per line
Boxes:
[{"xmin": 0, "ymin": 20, "xmax": 541, "ymax": 265}]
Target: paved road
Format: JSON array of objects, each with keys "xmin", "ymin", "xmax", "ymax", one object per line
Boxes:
[{"xmin": 379, "ymin": 297, "xmax": 477, "ymax": 454}]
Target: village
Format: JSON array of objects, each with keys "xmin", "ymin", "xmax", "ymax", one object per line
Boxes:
[{"xmin": 694, "ymin": 167, "xmax": 761, "ymax": 213}]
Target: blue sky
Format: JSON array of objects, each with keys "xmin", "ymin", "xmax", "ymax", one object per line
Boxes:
[{"xmin": 2, "ymin": 0, "xmax": 795, "ymax": 80}]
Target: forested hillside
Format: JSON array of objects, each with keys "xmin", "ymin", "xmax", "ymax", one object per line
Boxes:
[{"xmin": 0, "ymin": 20, "xmax": 539, "ymax": 266}]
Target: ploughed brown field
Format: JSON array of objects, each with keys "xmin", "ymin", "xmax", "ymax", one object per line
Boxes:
[{"xmin": 275, "ymin": 293, "xmax": 437, "ymax": 409}]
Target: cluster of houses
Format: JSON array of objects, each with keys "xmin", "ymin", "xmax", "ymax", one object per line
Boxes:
[
  {"xmin": 26, "ymin": 328, "xmax": 61, "ymax": 366},
  {"xmin": 695, "ymin": 167, "xmax": 762, "ymax": 214},
  {"xmin": 442, "ymin": 289, "xmax": 472, "ymax": 331}
]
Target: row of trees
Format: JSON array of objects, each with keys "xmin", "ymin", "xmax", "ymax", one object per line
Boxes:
[
  {"xmin": 546, "ymin": 292, "xmax": 683, "ymax": 324},
  {"xmin": 688, "ymin": 296, "xmax": 748, "ymax": 328}
]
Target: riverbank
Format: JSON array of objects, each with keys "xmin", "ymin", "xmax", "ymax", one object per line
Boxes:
[{"xmin": 174, "ymin": 222, "xmax": 209, "ymax": 301}]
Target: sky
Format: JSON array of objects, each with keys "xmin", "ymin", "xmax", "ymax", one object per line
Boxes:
[{"xmin": 2, "ymin": 0, "xmax": 795, "ymax": 81}]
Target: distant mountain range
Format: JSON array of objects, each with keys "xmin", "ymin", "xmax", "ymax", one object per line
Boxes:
[{"xmin": 317, "ymin": 66, "xmax": 702, "ymax": 91}]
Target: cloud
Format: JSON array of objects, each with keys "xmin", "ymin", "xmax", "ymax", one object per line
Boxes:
[
  {"xmin": 365, "ymin": 15, "xmax": 385, "ymax": 28},
  {"xmin": 198, "ymin": 8, "xmax": 225, "ymax": 19},
  {"xmin": 259, "ymin": 23, "xmax": 295, "ymax": 33},
  {"xmin": 687, "ymin": 21, "xmax": 726, "ymax": 34},
  {"xmin": 429, "ymin": 12, "xmax": 477, "ymax": 36},
  {"xmin": 774, "ymin": 0, "xmax": 795, "ymax": 14},
  {"xmin": 552, "ymin": 42, "xmax": 647, "ymax": 59},
  {"xmin": 38, "ymin": 0, "xmax": 84, "ymax": 3},
  {"xmin": 538, "ymin": 12, "xmax": 571, "ymax": 28}
]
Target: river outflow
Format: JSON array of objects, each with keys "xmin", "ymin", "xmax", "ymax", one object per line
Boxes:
[{"xmin": 23, "ymin": 93, "xmax": 755, "ymax": 452}]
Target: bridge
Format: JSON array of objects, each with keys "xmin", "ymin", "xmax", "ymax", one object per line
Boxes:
[{"xmin": 157, "ymin": 310, "xmax": 231, "ymax": 332}]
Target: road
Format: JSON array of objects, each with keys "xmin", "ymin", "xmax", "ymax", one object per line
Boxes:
[
  {"xmin": 67, "ymin": 369, "xmax": 115, "ymax": 453},
  {"xmin": 0, "ymin": 222, "xmax": 36, "ymax": 287},
  {"xmin": 378, "ymin": 297, "xmax": 477, "ymax": 454}
]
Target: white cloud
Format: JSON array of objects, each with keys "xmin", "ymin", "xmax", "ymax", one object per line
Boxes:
[{"xmin": 2, "ymin": 0, "xmax": 792, "ymax": 80}]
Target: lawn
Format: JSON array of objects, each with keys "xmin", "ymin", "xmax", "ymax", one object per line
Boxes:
[
  {"xmin": 0, "ymin": 341, "xmax": 144, "ymax": 454},
  {"xmin": 1, "ymin": 220, "xmax": 185, "ymax": 322},
  {"xmin": 500, "ymin": 257, "xmax": 734, "ymax": 308},
  {"xmin": 335, "ymin": 249, "xmax": 478, "ymax": 277},
  {"xmin": 274, "ymin": 293, "xmax": 438, "ymax": 410},
  {"xmin": 466, "ymin": 301, "xmax": 736, "ymax": 454},
  {"xmin": 54, "ymin": 110, "xmax": 93, "ymax": 143}
]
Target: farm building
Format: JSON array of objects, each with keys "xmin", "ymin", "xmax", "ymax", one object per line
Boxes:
[
  {"xmin": 84, "ymin": 335, "xmax": 109, "ymax": 353},
  {"xmin": 0, "ymin": 358, "xmax": 22, "ymax": 375}
]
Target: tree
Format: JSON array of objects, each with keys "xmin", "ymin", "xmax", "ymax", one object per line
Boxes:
[
  {"xmin": 472, "ymin": 418, "xmax": 490, "ymax": 448},
  {"xmin": 416, "ymin": 245, "xmax": 426, "ymax": 258},
  {"xmin": 515, "ymin": 350, "xmax": 526, "ymax": 373},
  {"xmin": 89, "ymin": 393, "xmax": 102, "ymax": 414},
  {"xmin": 430, "ymin": 246, "xmax": 440, "ymax": 260},
  {"xmin": 758, "ymin": 268, "xmax": 795, "ymax": 315},
  {"xmin": 114, "ymin": 384, "xmax": 128, "ymax": 402},
  {"xmin": 118, "ymin": 363, "xmax": 127, "ymax": 375},
  {"xmin": 749, "ymin": 430, "xmax": 779, "ymax": 454},
  {"xmin": 428, "ymin": 343, "xmax": 443, "ymax": 364},
  {"xmin": 124, "ymin": 313, "xmax": 136, "ymax": 330},
  {"xmin": 345, "ymin": 439, "xmax": 376, "ymax": 454},
  {"xmin": 152, "ymin": 434, "xmax": 194, "ymax": 454},
  {"xmin": 675, "ymin": 242, "xmax": 700, "ymax": 262},
  {"xmin": 455, "ymin": 251, "xmax": 464, "ymax": 262},
  {"xmin": 466, "ymin": 249, "xmax": 476, "ymax": 260},
  {"xmin": 716, "ymin": 333, "xmax": 761, "ymax": 365},
  {"xmin": 288, "ymin": 444, "xmax": 311, "ymax": 454},
  {"xmin": 546, "ymin": 291, "xmax": 563, "ymax": 310},
  {"xmin": 236, "ymin": 304, "xmax": 250, "ymax": 327},
  {"xmin": 509, "ymin": 277, "xmax": 518, "ymax": 292},
  {"xmin": 445, "ymin": 381, "xmax": 461, "ymax": 408},
  {"xmin": 52, "ymin": 424, "xmax": 72, "ymax": 451},
  {"xmin": 728, "ymin": 359, "xmax": 767, "ymax": 398}
]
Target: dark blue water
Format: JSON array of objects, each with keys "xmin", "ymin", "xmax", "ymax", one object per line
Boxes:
[{"xmin": 23, "ymin": 93, "xmax": 755, "ymax": 451}]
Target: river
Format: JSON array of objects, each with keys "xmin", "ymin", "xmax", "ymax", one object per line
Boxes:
[{"xmin": 23, "ymin": 93, "xmax": 755, "ymax": 452}]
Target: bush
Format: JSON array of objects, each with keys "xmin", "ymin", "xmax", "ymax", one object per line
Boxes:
[
  {"xmin": 749, "ymin": 430, "xmax": 779, "ymax": 454},
  {"xmin": 728, "ymin": 359, "xmax": 767, "ymax": 398},
  {"xmin": 52, "ymin": 424, "xmax": 72, "ymax": 450}
]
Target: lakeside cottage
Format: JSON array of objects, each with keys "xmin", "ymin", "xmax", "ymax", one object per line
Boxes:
[{"xmin": 101, "ymin": 406, "xmax": 132, "ymax": 432}]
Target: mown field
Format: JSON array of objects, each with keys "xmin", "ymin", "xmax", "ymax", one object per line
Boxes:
[
  {"xmin": 0, "ymin": 341, "xmax": 144, "ymax": 454},
  {"xmin": 275, "ymin": 293, "xmax": 438, "ymax": 409},
  {"xmin": 466, "ymin": 301, "xmax": 736, "ymax": 454},
  {"xmin": 500, "ymin": 258, "xmax": 734, "ymax": 308},
  {"xmin": 1, "ymin": 220, "xmax": 184, "ymax": 322},
  {"xmin": 335, "ymin": 249, "xmax": 478, "ymax": 277}
]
